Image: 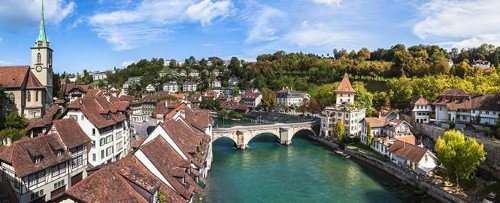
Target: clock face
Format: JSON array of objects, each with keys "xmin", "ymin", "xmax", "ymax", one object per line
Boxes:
[{"xmin": 35, "ymin": 66, "xmax": 42, "ymax": 72}]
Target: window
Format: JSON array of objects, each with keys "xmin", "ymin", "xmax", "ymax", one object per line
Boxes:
[
  {"xmin": 106, "ymin": 135, "xmax": 113, "ymax": 143},
  {"xmin": 106, "ymin": 146, "xmax": 114, "ymax": 156},
  {"xmin": 72, "ymin": 155, "xmax": 83, "ymax": 168},
  {"xmin": 116, "ymin": 132, "xmax": 122, "ymax": 140},
  {"xmin": 92, "ymin": 129, "xmax": 96, "ymax": 136},
  {"xmin": 81, "ymin": 115, "xmax": 84, "ymax": 120},
  {"xmin": 100, "ymin": 138, "xmax": 106, "ymax": 146},
  {"xmin": 34, "ymin": 156, "xmax": 42, "ymax": 164},
  {"xmin": 101, "ymin": 150, "xmax": 104, "ymax": 159},
  {"xmin": 27, "ymin": 91, "xmax": 31, "ymax": 102},
  {"xmin": 37, "ymin": 53, "xmax": 41, "ymax": 64},
  {"xmin": 56, "ymin": 150, "xmax": 62, "ymax": 157},
  {"xmin": 93, "ymin": 153, "xmax": 96, "ymax": 161},
  {"xmin": 35, "ymin": 91, "xmax": 39, "ymax": 102}
]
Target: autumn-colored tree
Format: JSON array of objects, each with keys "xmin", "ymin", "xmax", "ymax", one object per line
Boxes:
[
  {"xmin": 335, "ymin": 121, "xmax": 346, "ymax": 142},
  {"xmin": 366, "ymin": 123, "xmax": 373, "ymax": 146},
  {"xmin": 261, "ymin": 88, "xmax": 276, "ymax": 111}
]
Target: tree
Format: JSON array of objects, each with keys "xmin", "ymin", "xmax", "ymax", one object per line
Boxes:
[
  {"xmin": 435, "ymin": 130, "xmax": 485, "ymax": 186},
  {"xmin": 357, "ymin": 48, "xmax": 371, "ymax": 60},
  {"xmin": 199, "ymin": 97, "xmax": 221, "ymax": 111},
  {"xmin": 261, "ymin": 88, "xmax": 276, "ymax": 111},
  {"xmin": 231, "ymin": 87, "xmax": 239, "ymax": 97},
  {"xmin": 334, "ymin": 121, "xmax": 345, "ymax": 142},
  {"xmin": 156, "ymin": 191, "xmax": 167, "ymax": 203},
  {"xmin": 366, "ymin": 123, "xmax": 373, "ymax": 146},
  {"xmin": 76, "ymin": 69, "xmax": 93, "ymax": 85},
  {"xmin": 4, "ymin": 112, "xmax": 27, "ymax": 129}
]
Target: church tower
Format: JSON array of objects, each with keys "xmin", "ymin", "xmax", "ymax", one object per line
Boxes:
[
  {"xmin": 31, "ymin": 0, "xmax": 53, "ymax": 105},
  {"xmin": 335, "ymin": 73, "xmax": 356, "ymax": 107}
]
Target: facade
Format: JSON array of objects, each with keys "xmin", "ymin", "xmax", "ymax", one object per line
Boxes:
[
  {"xmin": 90, "ymin": 71, "xmax": 107, "ymax": 81},
  {"xmin": 62, "ymin": 83, "xmax": 89, "ymax": 102},
  {"xmin": 0, "ymin": 118, "xmax": 90, "ymax": 202},
  {"xmin": 163, "ymin": 81, "xmax": 179, "ymax": 93},
  {"xmin": 361, "ymin": 114, "xmax": 414, "ymax": 156},
  {"xmin": 211, "ymin": 79, "xmax": 222, "ymax": 88},
  {"xmin": 190, "ymin": 69, "xmax": 199, "ymax": 78},
  {"xmin": 146, "ymin": 84, "xmax": 155, "ymax": 92},
  {"xmin": 433, "ymin": 89, "xmax": 500, "ymax": 125},
  {"xmin": 64, "ymin": 90, "xmax": 131, "ymax": 167},
  {"xmin": 320, "ymin": 74, "xmax": 366, "ymax": 137},
  {"xmin": 276, "ymin": 87, "xmax": 310, "ymax": 108},
  {"xmin": 183, "ymin": 82, "xmax": 197, "ymax": 92},
  {"xmin": 411, "ymin": 96, "xmax": 432, "ymax": 124},
  {"xmin": 472, "ymin": 60, "xmax": 491, "ymax": 69},
  {"xmin": 0, "ymin": 4, "xmax": 53, "ymax": 119},
  {"xmin": 241, "ymin": 89, "xmax": 262, "ymax": 107},
  {"xmin": 389, "ymin": 140, "xmax": 438, "ymax": 174},
  {"xmin": 228, "ymin": 77, "xmax": 239, "ymax": 86}
]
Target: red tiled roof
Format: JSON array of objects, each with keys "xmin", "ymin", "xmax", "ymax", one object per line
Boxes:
[
  {"xmin": 63, "ymin": 83, "xmax": 89, "ymax": 95},
  {"xmin": 389, "ymin": 140, "xmax": 428, "ymax": 163},
  {"xmin": 26, "ymin": 105, "xmax": 61, "ymax": 131},
  {"xmin": 67, "ymin": 92, "xmax": 127, "ymax": 129},
  {"xmin": 53, "ymin": 118, "xmax": 91, "ymax": 149},
  {"xmin": 220, "ymin": 101, "xmax": 249, "ymax": 111},
  {"xmin": 471, "ymin": 93, "xmax": 500, "ymax": 111},
  {"xmin": 65, "ymin": 155, "xmax": 185, "ymax": 203},
  {"xmin": 335, "ymin": 73, "xmax": 356, "ymax": 93},
  {"xmin": 0, "ymin": 66, "xmax": 30, "ymax": 88},
  {"xmin": 365, "ymin": 117, "xmax": 386, "ymax": 128},
  {"xmin": 25, "ymin": 70, "xmax": 45, "ymax": 89},
  {"xmin": 0, "ymin": 134, "xmax": 73, "ymax": 177},
  {"xmin": 395, "ymin": 136, "xmax": 416, "ymax": 145},
  {"xmin": 413, "ymin": 96, "xmax": 429, "ymax": 106}
]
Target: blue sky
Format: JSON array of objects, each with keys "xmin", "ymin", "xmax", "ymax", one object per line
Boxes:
[{"xmin": 1, "ymin": 0, "xmax": 500, "ymax": 73}]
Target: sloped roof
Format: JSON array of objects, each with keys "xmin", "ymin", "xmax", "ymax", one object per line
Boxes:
[
  {"xmin": 53, "ymin": 118, "xmax": 91, "ymax": 149},
  {"xmin": 0, "ymin": 134, "xmax": 72, "ymax": 177},
  {"xmin": 413, "ymin": 96, "xmax": 429, "ymax": 106},
  {"xmin": 65, "ymin": 155, "xmax": 185, "ymax": 203},
  {"xmin": 335, "ymin": 73, "xmax": 356, "ymax": 93},
  {"xmin": 67, "ymin": 92, "xmax": 127, "ymax": 129},
  {"xmin": 389, "ymin": 140, "xmax": 428, "ymax": 163},
  {"xmin": 365, "ymin": 117, "xmax": 386, "ymax": 128},
  {"xmin": 25, "ymin": 70, "xmax": 45, "ymax": 89},
  {"xmin": 471, "ymin": 93, "xmax": 500, "ymax": 111},
  {"xmin": 0, "ymin": 66, "xmax": 30, "ymax": 88}
]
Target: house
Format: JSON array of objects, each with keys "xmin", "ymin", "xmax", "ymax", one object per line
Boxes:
[
  {"xmin": 90, "ymin": 71, "xmax": 107, "ymax": 81},
  {"xmin": 241, "ymin": 89, "xmax": 262, "ymax": 107},
  {"xmin": 389, "ymin": 140, "xmax": 438, "ymax": 174},
  {"xmin": 411, "ymin": 95, "xmax": 432, "ymax": 124},
  {"xmin": 320, "ymin": 74, "xmax": 366, "ymax": 138},
  {"xmin": 129, "ymin": 92, "xmax": 175, "ymax": 122},
  {"xmin": 146, "ymin": 84, "xmax": 155, "ymax": 92},
  {"xmin": 183, "ymin": 81, "xmax": 197, "ymax": 92},
  {"xmin": 220, "ymin": 101, "xmax": 249, "ymax": 113},
  {"xmin": 0, "ymin": 118, "xmax": 90, "ymax": 202},
  {"xmin": 62, "ymin": 83, "xmax": 90, "ymax": 102},
  {"xmin": 188, "ymin": 93, "xmax": 202, "ymax": 107},
  {"xmin": 211, "ymin": 79, "xmax": 222, "ymax": 88},
  {"xmin": 190, "ymin": 69, "xmax": 200, "ymax": 78},
  {"xmin": 179, "ymin": 69, "xmax": 187, "ymax": 77},
  {"xmin": 163, "ymin": 81, "xmax": 179, "ymax": 93},
  {"xmin": 433, "ymin": 89, "xmax": 500, "ymax": 125},
  {"xmin": 276, "ymin": 87, "xmax": 310, "ymax": 108},
  {"xmin": 26, "ymin": 105, "xmax": 61, "ymax": 137},
  {"xmin": 472, "ymin": 60, "xmax": 491, "ymax": 69},
  {"xmin": 213, "ymin": 68, "xmax": 220, "ymax": 76},
  {"xmin": 64, "ymin": 89, "xmax": 131, "ymax": 167},
  {"xmin": 228, "ymin": 77, "xmax": 239, "ymax": 86}
]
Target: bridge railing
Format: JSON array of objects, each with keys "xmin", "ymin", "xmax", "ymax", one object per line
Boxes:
[{"xmin": 212, "ymin": 121, "xmax": 315, "ymax": 131}]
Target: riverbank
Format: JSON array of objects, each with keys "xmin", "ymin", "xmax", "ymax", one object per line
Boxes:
[{"xmin": 308, "ymin": 135, "xmax": 471, "ymax": 203}]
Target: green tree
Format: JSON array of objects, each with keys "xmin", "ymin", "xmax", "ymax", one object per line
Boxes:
[
  {"xmin": 76, "ymin": 69, "xmax": 93, "ymax": 85},
  {"xmin": 335, "ymin": 121, "xmax": 345, "ymax": 142},
  {"xmin": 435, "ymin": 130, "xmax": 485, "ymax": 186},
  {"xmin": 261, "ymin": 88, "xmax": 276, "ymax": 111},
  {"xmin": 156, "ymin": 191, "xmax": 167, "ymax": 203},
  {"xmin": 199, "ymin": 98, "xmax": 220, "ymax": 111},
  {"xmin": 4, "ymin": 112, "xmax": 27, "ymax": 129}
]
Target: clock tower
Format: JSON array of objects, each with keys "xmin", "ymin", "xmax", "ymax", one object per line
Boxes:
[{"xmin": 31, "ymin": 0, "xmax": 53, "ymax": 105}]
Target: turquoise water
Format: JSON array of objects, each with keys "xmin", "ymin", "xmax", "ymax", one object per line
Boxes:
[{"xmin": 204, "ymin": 133, "xmax": 437, "ymax": 203}]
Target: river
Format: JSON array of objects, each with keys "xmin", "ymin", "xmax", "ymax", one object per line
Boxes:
[{"xmin": 203, "ymin": 131, "xmax": 438, "ymax": 203}]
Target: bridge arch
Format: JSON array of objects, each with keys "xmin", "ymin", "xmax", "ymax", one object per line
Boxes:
[
  {"xmin": 212, "ymin": 133, "xmax": 238, "ymax": 146},
  {"xmin": 290, "ymin": 128, "xmax": 316, "ymax": 140},
  {"xmin": 246, "ymin": 131, "xmax": 281, "ymax": 145}
]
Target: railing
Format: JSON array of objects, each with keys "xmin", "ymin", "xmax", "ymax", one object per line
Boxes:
[{"xmin": 213, "ymin": 121, "xmax": 315, "ymax": 132}]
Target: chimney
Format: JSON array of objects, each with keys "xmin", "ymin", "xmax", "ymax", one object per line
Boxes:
[{"xmin": 3, "ymin": 137, "xmax": 12, "ymax": 146}]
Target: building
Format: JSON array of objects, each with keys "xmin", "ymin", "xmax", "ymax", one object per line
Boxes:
[
  {"xmin": 163, "ymin": 81, "xmax": 179, "ymax": 93},
  {"xmin": 183, "ymin": 81, "xmax": 197, "ymax": 92},
  {"xmin": 411, "ymin": 96, "xmax": 432, "ymax": 124},
  {"xmin": 179, "ymin": 69, "xmax": 187, "ymax": 77},
  {"xmin": 241, "ymin": 89, "xmax": 262, "ymax": 107},
  {"xmin": 361, "ymin": 113, "xmax": 414, "ymax": 156},
  {"xmin": 190, "ymin": 69, "xmax": 199, "ymax": 78},
  {"xmin": 146, "ymin": 84, "xmax": 155, "ymax": 92},
  {"xmin": 220, "ymin": 101, "xmax": 249, "ymax": 113},
  {"xmin": 213, "ymin": 68, "xmax": 220, "ymax": 76},
  {"xmin": 276, "ymin": 87, "xmax": 310, "ymax": 108},
  {"xmin": 211, "ymin": 79, "xmax": 222, "ymax": 88},
  {"xmin": 65, "ymin": 90, "xmax": 131, "ymax": 167},
  {"xmin": 62, "ymin": 83, "xmax": 90, "ymax": 102},
  {"xmin": 389, "ymin": 140, "xmax": 438, "ymax": 174},
  {"xmin": 321, "ymin": 74, "xmax": 366, "ymax": 137},
  {"xmin": 228, "ymin": 77, "xmax": 239, "ymax": 86},
  {"xmin": 433, "ymin": 89, "xmax": 500, "ymax": 125},
  {"xmin": 26, "ymin": 104, "xmax": 61, "ymax": 137},
  {"xmin": 472, "ymin": 60, "xmax": 491, "ymax": 69},
  {"xmin": 90, "ymin": 71, "xmax": 107, "ymax": 81},
  {"xmin": 0, "ymin": 3, "xmax": 53, "ymax": 119},
  {"xmin": 0, "ymin": 118, "xmax": 90, "ymax": 202},
  {"xmin": 62, "ymin": 104, "xmax": 212, "ymax": 203}
]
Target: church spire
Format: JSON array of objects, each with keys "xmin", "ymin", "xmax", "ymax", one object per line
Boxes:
[{"xmin": 37, "ymin": 0, "xmax": 49, "ymax": 47}]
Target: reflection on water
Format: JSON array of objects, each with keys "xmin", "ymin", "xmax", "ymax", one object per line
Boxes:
[{"xmin": 205, "ymin": 133, "xmax": 438, "ymax": 203}]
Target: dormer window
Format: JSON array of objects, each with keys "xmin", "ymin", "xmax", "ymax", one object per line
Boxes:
[
  {"xmin": 56, "ymin": 150, "xmax": 62, "ymax": 157},
  {"xmin": 34, "ymin": 156, "xmax": 43, "ymax": 164}
]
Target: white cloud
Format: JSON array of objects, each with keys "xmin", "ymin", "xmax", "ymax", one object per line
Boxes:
[
  {"xmin": 310, "ymin": 0, "xmax": 341, "ymax": 6},
  {"xmin": 0, "ymin": 0, "xmax": 75, "ymax": 27},
  {"xmin": 185, "ymin": 0, "xmax": 234, "ymax": 26},
  {"xmin": 413, "ymin": 0, "xmax": 500, "ymax": 47},
  {"xmin": 89, "ymin": 0, "xmax": 233, "ymax": 51},
  {"xmin": 243, "ymin": 5, "xmax": 286, "ymax": 43}
]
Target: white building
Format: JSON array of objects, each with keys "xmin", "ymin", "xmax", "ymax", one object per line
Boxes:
[
  {"xmin": 64, "ymin": 90, "xmax": 131, "ymax": 166},
  {"xmin": 241, "ymin": 89, "xmax": 262, "ymax": 107},
  {"xmin": 433, "ymin": 89, "xmax": 500, "ymax": 125},
  {"xmin": 183, "ymin": 81, "xmax": 197, "ymax": 92},
  {"xmin": 320, "ymin": 74, "xmax": 366, "ymax": 137},
  {"xmin": 90, "ymin": 71, "xmax": 107, "ymax": 81},
  {"xmin": 163, "ymin": 81, "xmax": 179, "ymax": 93},
  {"xmin": 0, "ymin": 118, "xmax": 90, "ymax": 202},
  {"xmin": 411, "ymin": 96, "xmax": 432, "ymax": 124},
  {"xmin": 228, "ymin": 77, "xmax": 239, "ymax": 86},
  {"xmin": 276, "ymin": 87, "xmax": 310, "ymax": 108},
  {"xmin": 189, "ymin": 69, "xmax": 199, "ymax": 78},
  {"xmin": 389, "ymin": 140, "xmax": 438, "ymax": 174},
  {"xmin": 472, "ymin": 60, "xmax": 491, "ymax": 69},
  {"xmin": 146, "ymin": 84, "xmax": 155, "ymax": 92},
  {"xmin": 211, "ymin": 79, "xmax": 221, "ymax": 88},
  {"xmin": 361, "ymin": 113, "xmax": 414, "ymax": 156}
]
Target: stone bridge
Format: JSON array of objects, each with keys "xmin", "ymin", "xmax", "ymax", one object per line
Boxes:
[{"xmin": 212, "ymin": 121, "xmax": 316, "ymax": 149}]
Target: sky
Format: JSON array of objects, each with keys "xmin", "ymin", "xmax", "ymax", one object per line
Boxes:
[{"xmin": 1, "ymin": 0, "xmax": 500, "ymax": 74}]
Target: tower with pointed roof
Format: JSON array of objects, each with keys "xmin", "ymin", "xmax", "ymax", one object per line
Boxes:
[
  {"xmin": 335, "ymin": 73, "xmax": 356, "ymax": 107},
  {"xmin": 31, "ymin": 0, "xmax": 53, "ymax": 106}
]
